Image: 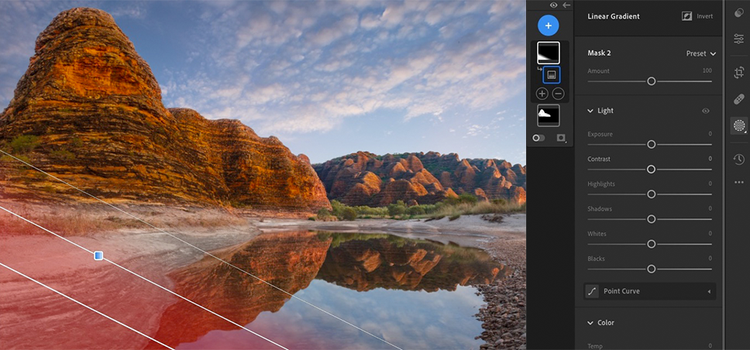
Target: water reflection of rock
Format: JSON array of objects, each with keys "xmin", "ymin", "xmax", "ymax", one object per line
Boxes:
[
  {"xmin": 147, "ymin": 231, "xmax": 332, "ymax": 349},
  {"xmin": 149, "ymin": 232, "xmax": 508, "ymax": 348},
  {"xmin": 315, "ymin": 233, "xmax": 510, "ymax": 292}
]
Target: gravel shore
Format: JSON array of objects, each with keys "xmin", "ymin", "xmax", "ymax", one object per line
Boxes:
[{"xmin": 476, "ymin": 238, "xmax": 527, "ymax": 350}]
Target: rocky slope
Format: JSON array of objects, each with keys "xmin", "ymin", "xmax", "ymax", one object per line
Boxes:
[
  {"xmin": 0, "ymin": 8, "xmax": 329, "ymax": 211},
  {"xmin": 314, "ymin": 151, "xmax": 526, "ymax": 206}
]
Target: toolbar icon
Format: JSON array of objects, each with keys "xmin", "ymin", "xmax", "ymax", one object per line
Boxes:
[
  {"xmin": 682, "ymin": 11, "xmax": 693, "ymax": 21},
  {"xmin": 736, "ymin": 8, "xmax": 745, "ymax": 18},
  {"xmin": 734, "ymin": 154, "xmax": 746, "ymax": 166},
  {"xmin": 735, "ymin": 93, "xmax": 745, "ymax": 105},
  {"xmin": 735, "ymin": 66, "xmax": 745, "ymax": 79},
  {"xmin": 735, "ymin": 33, "xmax": 745, "ymax": 45},
  {"xmin": 731, "ymin": 117, "xmax": 748, "ymax": 135}
]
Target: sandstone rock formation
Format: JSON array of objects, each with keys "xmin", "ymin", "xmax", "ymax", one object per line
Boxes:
[
  {"xmin": 314, "ymin": 151, "xmax": 526, "ymax": 206},
  {"xmin": 0, "ymin": 8, "xmax": 329, "ymax": 211}
]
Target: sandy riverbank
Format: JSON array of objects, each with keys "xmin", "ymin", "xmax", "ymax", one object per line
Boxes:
[{"xmin": 251, "ymin": 214, "xmax": 525, "ymax": 249}]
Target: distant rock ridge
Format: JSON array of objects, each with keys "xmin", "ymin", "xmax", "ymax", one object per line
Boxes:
[
  {"xmin": 0, "ymin": 8, "xmax": 329, "ymax": 211},
  {"xmin": 314, "ymin": 151, "xmax": 526, "ymax": 206}
]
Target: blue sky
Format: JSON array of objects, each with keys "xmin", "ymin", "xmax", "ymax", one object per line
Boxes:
[{"xmin": 0, "ymin": 0, "xmax": 526, "ymax": 164}]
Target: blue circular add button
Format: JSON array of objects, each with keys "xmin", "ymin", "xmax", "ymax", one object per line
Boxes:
[{"xmin": 537, "ymin": 14, "xmax": 559, "ymax": 36}]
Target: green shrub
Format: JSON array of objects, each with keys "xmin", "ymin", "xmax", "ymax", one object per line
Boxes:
[
  {"xmin": 10, "ymin": 135, "xmax": 40, "ymax": 154},
  {"xmin": 491, "ymin": 198, "xmax": 508, "ymax": 205},
  {"xmin": 458, "ymin": 193, "xmax": 478, "ymax": 204},
  {"xmin": 330, "ymin": 200, "xmax": 346, "ymax": 218},
  {"xmin": 317, "ymin": 208, "xmax": 331, "ymax": 220},
  {"xmin": 422, "ymin": 195, "xmax": 526, "ymax": 220},
  {"xmin": 71, "ymin": 137, "xmax": 84, "ymax": 148},
  {"xmin": 50, "ymin": 149, "xmax": 76, "ymax": 161},
  {"xmin": 407, "ymin": 205, "xmax": 425, "ymax": 216},
  {"xmin": 419, "ymin": 204, "xmax": 438, "ymax": 214},
  {"xmin": 40, "ymin": 185, "xmax": 57, "ymax": 193},
  {"xmin": 341, "ymin": 207, "xmax": 357, "ymax": 221},
  {"xmin": 449, "ymin": 213, "xmax": 461, "ymax": 221},
  {"xmin": 0, "ymin": 154, "xmax": 30, "ymax": 164},
  {"xmin": 352, "ymin": 205, "xmax": 388, "ymax": 217},
  {"xmin": 387, "ymin": 202, "xmax": 406, "ymax": 217}
]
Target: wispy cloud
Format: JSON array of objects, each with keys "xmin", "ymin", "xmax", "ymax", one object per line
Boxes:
[{"xmin": 155, "ymin": 0, "xmax": 526, "ymax": 136}]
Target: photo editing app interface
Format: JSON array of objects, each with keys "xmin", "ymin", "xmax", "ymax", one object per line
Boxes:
[{"xmin": 528, "ymin": 0, "xmax": 750, "ymax": 349}]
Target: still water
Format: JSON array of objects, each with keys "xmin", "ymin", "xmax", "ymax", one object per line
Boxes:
[{"xmin": 148, "ymin": 231, "xmax": 509, "ymax": 350}]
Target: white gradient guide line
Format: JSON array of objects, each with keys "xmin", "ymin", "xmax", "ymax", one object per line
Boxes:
[
  {"xmin": 0, "ymin": 205, "xmax": 288, "ymax": 350},
  {"xmin": 0, "ymin": 149, "xmax": 403, "ymax": 350},
  {"xmin": 0, "ymin": 262, "xmax": 174, "ymax": 350}
]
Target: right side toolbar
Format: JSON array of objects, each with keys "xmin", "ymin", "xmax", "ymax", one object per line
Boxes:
[{"xmin": 725, "ymin": 1, "xmax": 750, "ymax": 349}]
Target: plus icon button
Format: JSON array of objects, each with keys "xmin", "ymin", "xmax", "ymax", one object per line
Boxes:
[
  {"xmin": 537, "ymin": 14, "xmax": 559, "ymax": 36},
  {"xmin": 536, "ymin": 87, "xmax": 550, "ymax": 101}
]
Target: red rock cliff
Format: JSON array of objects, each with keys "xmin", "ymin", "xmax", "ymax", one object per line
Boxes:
[{"xmin": 0, "ymin": 8, "xmax": 329, "ymax": 211}]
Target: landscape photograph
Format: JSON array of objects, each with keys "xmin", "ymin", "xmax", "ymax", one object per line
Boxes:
[{"xmin": 0, "ymin": 1, "xmax": 526, "ymax": 349}]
